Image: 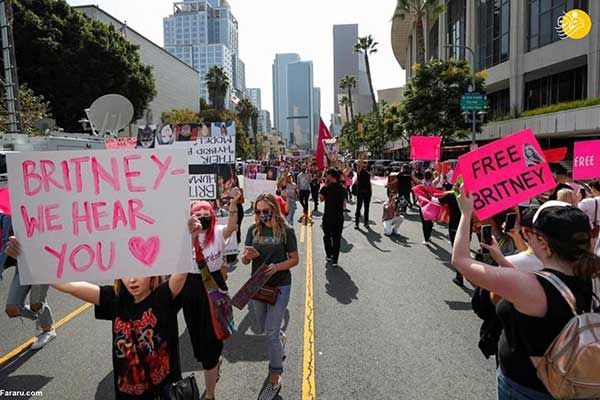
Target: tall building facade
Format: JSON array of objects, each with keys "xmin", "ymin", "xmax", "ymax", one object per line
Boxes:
[
  {"xmin": 333, "ymin": 24, "xmax": 372, "ymax": 118},
  {"xmin": 287, "ymin": 61, "xmax": 315, "ymax": 150},
  {"xmin": 391, "ymin": 0, "xmax": 599, "ymax": 146},
  {"xmin": 272, "ymin": 53, "xmax": 300, "ymax": 144},
  {"xmin": 257, "ymin": 109, "xmax": 271, "ymax": 134},
  {"xmin": 163, "ymin": 0, "xmax": 245, "ymax": 109},
  {"xmin": 246, "ymin": 88, "xmax": 262, "ymax": 109}
]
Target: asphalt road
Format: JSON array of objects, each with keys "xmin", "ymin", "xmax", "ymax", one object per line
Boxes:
[{"xmin": 0, "ymin": 183, "xmax": 496, "ymax": 399}]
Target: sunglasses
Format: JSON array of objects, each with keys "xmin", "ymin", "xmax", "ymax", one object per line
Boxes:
[{"xmin": 255, "ymin": 209, "xmax": 272, "ymax": 215}]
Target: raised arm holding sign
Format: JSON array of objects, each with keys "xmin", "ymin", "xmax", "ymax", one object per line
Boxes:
[{"xmin": 7, "ymin": 149, "xmax": 193, "ymax": 284}]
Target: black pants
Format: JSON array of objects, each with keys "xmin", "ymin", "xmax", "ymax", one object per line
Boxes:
[
  {"xmin": 419, "ymin": 207, "xmax": 434, "ymax": 242},
  {"xmin": 299, "ymin": 190, "xmax": 311, "ymax": 214},
  {"xmin": 355, "ymin": 194, "xmax": 371, "ymax": 226},
  {"xmin": 449, "ymin": 227, "xmax": 462, "ymax": 280},
  {"xmin": 322, "ymin": 221, "xmax": 343, "ymax": 263},
  {"xmin": 399, "ymin": 190, "xmax": 412, "ymax": 207},
  {"xmin": 236, "ymin": 203, "xmax": 244, "ymax": 243},
  {"xmin": 311, "ymin": 186, "xmax": 320, "ymax": 210}
]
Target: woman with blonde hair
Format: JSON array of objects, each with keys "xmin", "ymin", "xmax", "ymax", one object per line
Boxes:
[{"xmin": 241, "ymin": 193, "xmax": 299, "ymax": 400}]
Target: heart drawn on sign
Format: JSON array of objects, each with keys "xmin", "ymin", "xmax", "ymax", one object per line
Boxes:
[{"xmin": 128, "ymin": 236, "xmax": 160, "ymax": 267}]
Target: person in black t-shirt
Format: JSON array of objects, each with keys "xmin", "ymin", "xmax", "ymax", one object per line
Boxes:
[
  {"xmin": 6, "ymin": 231, "xmax": 191, "ymax": 400},
  {"xmin": 354, "ymin": 160, "xmax": 372, "ymax": 229},
  {"xmin": 438, "ymin": 189, "xmax": 463, "ymax": 286},
  {"xmin": 320, "ymin": 168, "xmax": 346, "ymax": 267},
  {"xmin": 452, "ymin": 188, "xmax": 598, "ymax": 399}
]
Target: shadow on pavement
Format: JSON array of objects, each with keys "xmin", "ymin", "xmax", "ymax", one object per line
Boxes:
[
  {"xmin": 339, "ymin": 235, "xmax": 354, "ymax": 253},
  {"xmin": 325, "ymin": 266, "xmax": 359, "ymax": 305},
  {"xmin": 387, "ymin": 233, "xmax": 412, "ymax": 247},
  {"xmin": 357, "ymin": 226, "xmax": 390, "ymax": 253},
  {"xmin": 0, "ymin": 350, "xmax": 53, "ymax": 399},
  {"xmin": 444, "ymin": 300, "xmax": 473, "ymax": 311},
  {"xmin": 95, "ymin": 372, "xmax": 114, "ymax": 400}
]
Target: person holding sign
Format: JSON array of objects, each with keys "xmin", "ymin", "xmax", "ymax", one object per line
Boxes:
[
  {"xmin": 179, "ymin": 190, "xmax": 240, "ymax": 400},
  {"xmin": 5, "ymin": 234, "xmax": 192, "ymax": 399},
  {"xmin": 241, "ymin": 193, "xmax": 299, "ymax": 400},
  {"xmin": 452, "ymin": 188, "xmax": 599, "ymax": 399}
]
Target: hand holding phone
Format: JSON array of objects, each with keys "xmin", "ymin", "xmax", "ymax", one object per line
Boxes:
[{"xmin": 481, "ymin": 225, "xmax": 492, "ymax": 254}]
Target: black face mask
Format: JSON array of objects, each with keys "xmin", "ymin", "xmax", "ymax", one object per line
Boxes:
[{"xmin": 199, "ymin": 216, "xmax": 212, "ymax": 230}]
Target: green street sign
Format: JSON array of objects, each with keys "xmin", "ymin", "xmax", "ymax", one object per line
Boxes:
[{"xmin": 460, "ymin": 92, "xmax": 487, "ymax": 111}]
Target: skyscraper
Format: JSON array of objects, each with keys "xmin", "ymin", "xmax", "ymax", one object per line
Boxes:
[
  {"xmin": 246, "ymin": 88, "xmax": 262, "ymax": 109},
  {"xmin": 333, "ymin": 24, "xmax": 371, "ymax": 116},
  {"xmin": 164, "ymin": 0, "xmax": 245, "ymax": 109},
  {"xmin": 272, "ymin": 53, "xmax": 300, "ymax": 144},
  {"xmin": 287, "ymin": 61, "xmax": 314, "ymax": 150},
  {"xmin": 257, "ymin": 110, "xmax": 271, "ymax": 134}
]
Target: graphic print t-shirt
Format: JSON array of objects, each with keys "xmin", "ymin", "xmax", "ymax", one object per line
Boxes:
[
  {"xmin": 197, "ymin": 225, "xmax": 227, "ymax": 273},
  {"xmin": 95, "ymin": 283, "xmax": 181, "ymax": 400},
  {"xmin": 245, "ymin": 224, "xmax": 297, "ymax": 287}
]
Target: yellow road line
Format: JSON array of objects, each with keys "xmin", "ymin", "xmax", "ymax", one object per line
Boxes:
[
  {"xmin": 300, "ymin": 218, "xmax": 306, "ymax": 243},
  {"xmin": 302, "ymin": 219, "xmax": 316, "ymax": 399},
  {"xmin": 0, "ymin": 302, "xmax": 92, "ymax": 366}
]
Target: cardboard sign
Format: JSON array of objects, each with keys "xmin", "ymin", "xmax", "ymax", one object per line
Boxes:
[
  {"xmin": 172, "ymin": 136, "xmax": 236, "ymax": 165},
  {"xmin": 573, "ymin": 139, "xmax": 600, "ymax": 180},
  {"xmin": 244, "ymin": 177, "xmax": 277, "ymax": 202},
  {"xmin": 7, "ymin": 149, "xmax": 193, "ymax": 284},
  {"xmin": 105, "ymin": 137, "xmax": 138, "ymax": 150},
  {"xmin": 189, "ymin": 174, "xmax": 217, "ymax": 200},
  {"xmin": 231, "ymin": 264, "xmax": 269, "ymax": 310},
  {"xmin": 458, "ymin": 129, "xmax": 555, "ymax": 220},
  {"xmin": 410, "ymin": 136, "xmax": 442, "ymax": 161}
]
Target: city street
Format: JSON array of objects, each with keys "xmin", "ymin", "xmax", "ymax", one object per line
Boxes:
[{"xmin": 0, "ymin": 183, "xmax": 496, "ymax": 399}]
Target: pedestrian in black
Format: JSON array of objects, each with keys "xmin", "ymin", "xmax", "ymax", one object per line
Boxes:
[
  {"xmin": 397, "ymin": 164, "xmax": 413, "ymax": 208},
  {"xmin": 320, "ymin": 168, "xmax": 346, "ymax": 268},
  {"xmin": 438, "ymin": 188, "xmax": 463, "ymax": 286},
  {"xmin": 355, "ymin": 160, "xmax": 372, "ymax": 229},
  {"xmin": 310, "ymin": 169, "xmax": 321, "ymax": 212}
]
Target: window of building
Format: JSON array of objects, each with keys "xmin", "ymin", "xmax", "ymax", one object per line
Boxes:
[
  {"xmin": 477, "ymin": 0, "xmax": 510, "ymax": 70},
  {"xmin": 527, "ymin": 0, "xmax": 588, "ymax": 51},
  {"xmin": 524, "ymin": 65, "xmax": 587, "ymax": 110},
  {"xmin": 447, "ymin": 0, "xmax": 466, "ymax": 59},
  {"xmin": 487, "ymin": 89, "xmax": 511, "ymax": 118},
  {"xmin": 428, "ymin": 21, "xmax": 439, "ymax": 60}
]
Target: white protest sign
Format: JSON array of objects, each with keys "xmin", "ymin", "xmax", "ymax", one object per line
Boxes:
[
  {"xmin": 171, "ymin": 136, "xmax": 236, "ymax": 165},
  {"xmin": 7, "ymin": 149, "xmax": 194, "ymax": 284},
  {"xmin": 189, "ymin": 174, "xmax": 217, "ymax": 200},
  {"xmin": 244, "ymin": 178, "xmax": 277, "ymax": 202}
]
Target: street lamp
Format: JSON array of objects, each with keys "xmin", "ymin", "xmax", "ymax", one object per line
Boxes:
[{"xmin": 443, "ymin": 44, "xmax": 479, "ymax": 147}]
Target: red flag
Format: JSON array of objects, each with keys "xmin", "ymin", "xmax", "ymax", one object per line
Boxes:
[
  {"xmin": 543, "ymin": 147, "xmax": 568, "ymax": 163},
  {"xmin": 315, "ymin": 118, "xmax": 332, "ymax": 170}
]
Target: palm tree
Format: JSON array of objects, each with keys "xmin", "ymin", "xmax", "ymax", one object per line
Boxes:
[
  {"xmin": 339, "ymin": 95, "xmax": 350, "ymax": 123},
  {"xmin": 250, "ymin": 107, "xmax": 259, "ymax": 136},
  {"xmin": 393, "ymin": 0, "xmax": 446, "ymax": 65},
  {"xmin": 235, "ymin": 98, "xmax": 254, "ymax": 135},
  {"xmin": 339, "ymin": 75, "xmax": 357, "ymax": 121},
  {"xmin": 205, "ymin": 65, "xmax": 229, "ymax": 111},
  {"xmin": 354, "ymin": 35, "xmax": 379, "ymax": 113}
]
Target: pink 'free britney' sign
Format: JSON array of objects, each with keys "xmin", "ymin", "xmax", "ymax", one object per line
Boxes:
[
  {"xmin": 458, "ymin": 129, "xmax": 555, "ymax": 220},
  {"xmin": 573, "ymin": 139, "xmax": 600, "ymax": 180},
  {"xmin": 7, "ymin": 149, "xmax": 194, "ymax": 284},
  {"xmin": 410, "ymin": 136, "xmax": 442, "ymax": 161}
]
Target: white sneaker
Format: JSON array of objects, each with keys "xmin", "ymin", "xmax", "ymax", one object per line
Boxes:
[
  {"xmin": 258, "ymin": 379, "xmax": 282, "ymax": 400},
  {"xmin": 30, "ymin": 330, "xmax": 56, "ymax": 350}
]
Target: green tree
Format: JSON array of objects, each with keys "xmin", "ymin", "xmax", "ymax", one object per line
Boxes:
[
  {"xmin": 161, "ymin": 109, "xmax": 202, "ymax": 124},
  {"xmin": 399, "ymin": 59, "xmax": 486, "ymax": 140},
  {"xmin": 393, "ymin": 0, "xmax": 446, "ymax": 65},
  {"xmin": 205, "ymin": 66, "xmax": 229, "ymax": 111},
  {"xmin": 13, "ymin": 0, "xmax": 156, "ymax": 131},
  {"xmin": 354, "ymin": 35, "xmax": 379, "ymax": 112},
  {"xmin": 235, "ymin": 98, "xmax": 255, "ymax": 136},
  {"xmin": 339, "ymin": 75, "xmax": 357, "ymax": 121},
  {"xmin": 339, "ymin": 96, "xmax": 350, "ymax": 123},
  {"xmin": 0, "ymin": 84, "xmax": 51, "ymax": 135}
]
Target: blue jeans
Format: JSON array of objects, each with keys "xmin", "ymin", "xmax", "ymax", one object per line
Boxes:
[
  {"xmin": 496, "ymin": 368, "xmax": 554, "ymax": 400},
  {"xmin": 6, "ymin": 268, "xmax": 54, "ymax": 327},
  {"xmin": 251, "ymin": 285, "xmax": 291, "ymax": 374},
  {"xmin": 287, "ymin": 201, "xmax": 297, "ymax": 225}
]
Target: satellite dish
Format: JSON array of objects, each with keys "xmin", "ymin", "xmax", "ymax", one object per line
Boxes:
[{"xmin": 86, "ymin": 94, "xmax": 134, "ymax": 136}]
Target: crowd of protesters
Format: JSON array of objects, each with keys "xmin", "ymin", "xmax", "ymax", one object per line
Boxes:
[{"xmin": 2, "ymin": 151, "xmax": 600, "ymax": 399}]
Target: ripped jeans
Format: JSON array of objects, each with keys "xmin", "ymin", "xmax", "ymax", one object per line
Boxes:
[{"xmin": 6, "ymin": 268, "xmax": 54, "ymax": 328}]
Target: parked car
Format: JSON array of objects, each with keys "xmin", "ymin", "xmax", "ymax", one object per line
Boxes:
[
  {"xmin": 372, "ymin": 160, "xmax": 392, "ymax": 176},
  {"xmin": 387, "ymin": 161, "xmax": 403, "ymax": 174}
]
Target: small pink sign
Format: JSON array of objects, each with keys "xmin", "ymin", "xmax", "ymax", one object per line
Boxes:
[
  {"xmin": 410, "ymin": 136, "xmax": 442, "ymax": 161},
  {"xmin": 105, "ymin": 137, "xmax": 138, "ymax": 150},
  {"xmin": 573, "ymin": 139, "xmax": 600, "ymax": 180},
  {"xmin": 458, "ymin": 129, "xmax": 555, "ymax": 220}
]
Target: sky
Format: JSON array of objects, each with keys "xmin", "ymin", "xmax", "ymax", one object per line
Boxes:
[{"xmin": 66, "ymin": 0, "xmax": 406, "ymax": 121}]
